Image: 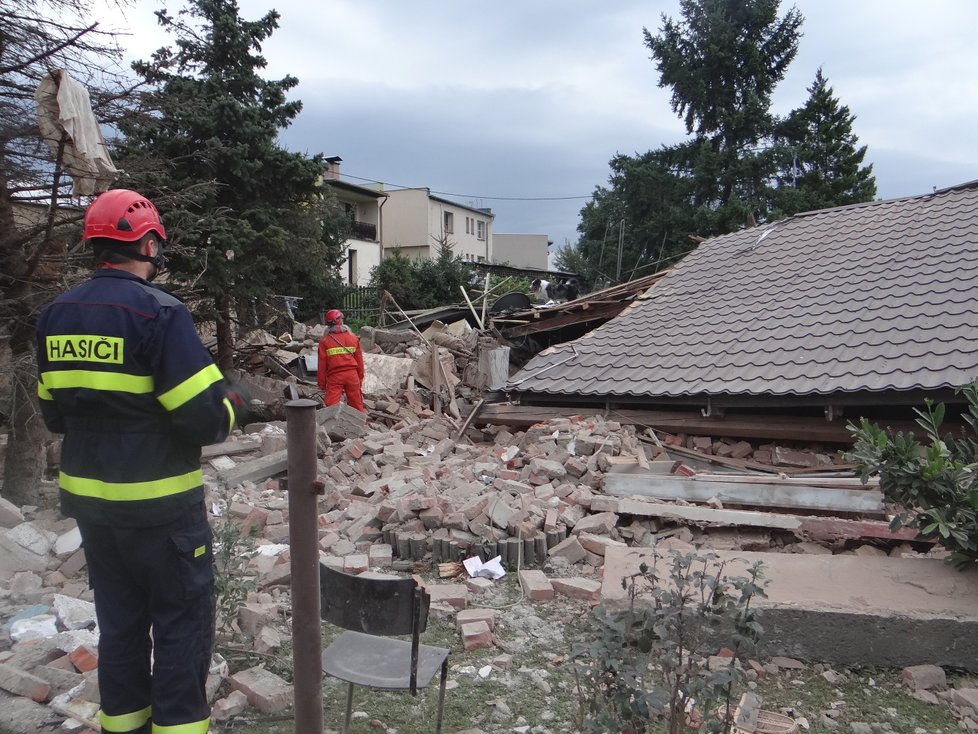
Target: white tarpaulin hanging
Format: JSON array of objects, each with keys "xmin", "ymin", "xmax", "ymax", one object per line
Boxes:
[{"xmin": 35, "ymin": 69, "xmax": 118, "ymax": 196}]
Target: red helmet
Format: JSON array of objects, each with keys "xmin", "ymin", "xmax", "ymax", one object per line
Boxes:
[
  {"xmin": 82, "ymin": 189, "xmax": 166, "ymax": 243},
  {"xmin": 325, "ymin": 309, "xmax": 343, "ymax": 325}
]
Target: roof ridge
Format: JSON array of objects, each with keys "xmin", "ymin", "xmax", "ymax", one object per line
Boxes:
[{"xmin": 785, "ymin": 178, "xmax": 978, "ymax": 223}]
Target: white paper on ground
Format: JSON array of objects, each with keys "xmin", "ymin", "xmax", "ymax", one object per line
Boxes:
[{"xmin": 462, "ymin": 555, "xmax": 506, "ymax": 580}]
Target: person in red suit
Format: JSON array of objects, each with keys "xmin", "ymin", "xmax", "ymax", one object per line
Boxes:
[{"xmin": 317, "ymin": 309, "xmax": 365, "ymax": 412}]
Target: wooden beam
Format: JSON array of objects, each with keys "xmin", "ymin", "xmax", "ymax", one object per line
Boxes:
[
  {"xmin": 596, "ymin": 497, "xmax": 923, "ymax": 543},
  {"xmin": 499, "ymin": 301, "xmax": 628, "ymax": 337},
  {"xmin": 603, "ymin": 473, "xmax": 884, "ymax": 514},
  {"xmin": 654, "ymin": 440, "xmax": 856, "ymax": 475},
  {"xmin": 473, "ymin": 403, "xmax": 960, "ymax": 445}
]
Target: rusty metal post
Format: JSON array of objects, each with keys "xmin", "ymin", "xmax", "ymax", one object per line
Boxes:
[{"xmin": 286, "ymin": 399, "xmax": 322, "ymax": 734}]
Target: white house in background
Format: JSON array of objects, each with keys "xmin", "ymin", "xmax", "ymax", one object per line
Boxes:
[
  {"xmin": 322, "ymin": 156, "xmax": 387, "ymax": 285},
  {"xmin": 381, "ymin": 188, "xmax": 494, "ymax": 263},
  {"xmin": 492, "ymin": 233, "xmax": 552, "ymax": 270}
]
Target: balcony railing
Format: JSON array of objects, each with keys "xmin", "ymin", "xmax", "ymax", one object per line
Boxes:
[{"xmin": 350, "ymin": 220, "xmax": 377, "ymax": 241}]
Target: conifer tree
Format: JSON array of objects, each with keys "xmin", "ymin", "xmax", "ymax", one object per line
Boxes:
[
  {"xmin": 644, "ymin": 0, "xmax": 803, "ymax": 229},
  {"xmin": 115, "ymin": 0, "xmax": 347, "ymax": 368},
  {"xmin": 571, "ymin": 0, "xmax": 877, "ymax": 283},
  {"xmin": 773, "ymin": 68, "xmax": 877, "ymax": 215}
]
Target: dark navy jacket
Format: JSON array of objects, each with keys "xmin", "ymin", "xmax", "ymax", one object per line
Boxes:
[{"xmin": 36, "ymin": 269, "xmax": 236, "ymax": 527}]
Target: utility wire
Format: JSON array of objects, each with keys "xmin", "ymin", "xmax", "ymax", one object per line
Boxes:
[{"xmin": 339, "ymin": 171, "xmax": 593, "ymax": 202}]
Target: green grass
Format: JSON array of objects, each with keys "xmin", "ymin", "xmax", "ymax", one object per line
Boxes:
[{"xmin": 752, "ymin": 667, "xmax": 961, "ymax": 734}]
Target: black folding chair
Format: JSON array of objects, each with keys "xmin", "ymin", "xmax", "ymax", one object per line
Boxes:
[{"xmin": 319, "ymin": 564, "xmax": 450, "ymax": 734}]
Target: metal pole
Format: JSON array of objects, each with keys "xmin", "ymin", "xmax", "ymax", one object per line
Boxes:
[{"xmin": 286, "ymin": 399, "xmax": 322, "ymax": 734}]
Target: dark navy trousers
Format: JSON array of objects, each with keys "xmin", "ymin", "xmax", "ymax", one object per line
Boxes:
[{"xmin": 79, "ymin": 503, "xmax": 214, "ymax": 734}]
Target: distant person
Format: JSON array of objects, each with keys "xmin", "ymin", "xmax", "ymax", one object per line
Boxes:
[{"xmin": 317, "ymin": 309, "xmax": 365, "ymax": 412}]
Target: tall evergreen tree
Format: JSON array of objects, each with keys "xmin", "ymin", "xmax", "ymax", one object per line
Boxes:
[
  {"xmin": 569, "ymin": 0, "xmax": 875, "ymax": 283},
  {"xmin": 576, "ymin": 145, "xmax": 704, "ymax": 287},
  {"xmin": 645, "ymin": 0, "xmax": 803, "ymax": 224},
  {"xmin": 115, "ymin": 0, "xmax": 346, "ymax": 369},
  {"xmin": 772, "ymin": 68, "xmax": 877, "ymax": 215}
]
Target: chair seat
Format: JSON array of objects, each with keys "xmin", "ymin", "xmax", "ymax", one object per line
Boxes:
[{"xmin": 322, "ymin": 631, "xmax": 449, "ymax": 690}]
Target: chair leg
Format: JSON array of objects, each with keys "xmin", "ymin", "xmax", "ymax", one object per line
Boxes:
[
  {"xmin": 342, "ymin": 681, "xmax": 354, "ymax": 734},
  {"xmin": 434, "ymin": 658, "xmax": 448, "ymax": 734}
]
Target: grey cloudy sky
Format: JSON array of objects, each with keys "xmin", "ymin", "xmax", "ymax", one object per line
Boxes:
[{"xmin": 100, "ymin": 0, "xmax": 978, "ymax": 252}]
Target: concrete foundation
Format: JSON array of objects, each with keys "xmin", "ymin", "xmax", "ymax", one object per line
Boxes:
[{"xmin": 601, "ymin": 546, "xmax": 978, "ymax": 671}]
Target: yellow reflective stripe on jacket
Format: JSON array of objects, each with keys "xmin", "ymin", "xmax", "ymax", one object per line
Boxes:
[
  {"xmin": 100, "ymin": 705, "xmax": 151, "ymax": 733},
  {"xmin": 325, "ymin": 345, "xmax": 357, "ymax": 356},
  {"xmin": 158, "ymin": 363, "xmax": 224, "ymax": 411},
  {"xmin": 222, "ymin": 396, "xmax": 235, "ymax": 433},
  {"xmin": 151, "ymin": 717, "xmax": 210, "ymax": 734},
  {"xmin": 39, "ymin": 369, "xmax": 154, "ymax": 394},
  {"xmin": 59, "ymin": 469, "xmax": 204, "ymax": 501},
  {"xmin": 37, "ymin": 381, "xmax": 53, "ymax": 401}
]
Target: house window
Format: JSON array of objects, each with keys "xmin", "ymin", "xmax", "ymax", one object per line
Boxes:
[
  {"xmin": 443, "ymin": 211, "xmax": 454, "ymax": 234},
  {"xmin": 477, "ymin": 255, "xmax": 485, "ymax": 263},
  {"xmin": 466, "ymin": 217, "xmax": 473, "ymax": 234},
  {"xmin": 476, "ymin": 220, "xmax": 486, "ymax": 240}
]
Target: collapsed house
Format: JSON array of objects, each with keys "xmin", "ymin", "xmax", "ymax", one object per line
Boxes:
[{"xmin": 488, "ymin": 179, "xmax": 978, "ymax": 446}]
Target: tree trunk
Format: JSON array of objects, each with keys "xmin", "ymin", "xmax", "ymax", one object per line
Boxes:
[
  {"xmin": 0, "ymin": 168, "xmax": 48, "ymax": 506},
  {"xmin": 215, "ymin": 291, "xmax": 233, "ymax": 372},
  {"xmin": 3, "ymin": 326, "xmax": 48, "ymax": 507},
  {"xmin": 0, "ymin": 166, "xmax": 66, "ymax": 508}
]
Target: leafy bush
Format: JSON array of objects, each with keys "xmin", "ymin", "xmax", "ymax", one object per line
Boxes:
[
  {"xmin": 368, "ymin": 238, "xmax": 473, "ymax": 311},
  {"xmin": 369, "ymin": 249, "xmax": 417, "ymax": 309},
  {"xmin": 572, "ymin": 547, "xmax": 767, "ymax": 734},
  {"xmin": 846, "ymin": 380, "xmax": 978, "ymax": 568}
]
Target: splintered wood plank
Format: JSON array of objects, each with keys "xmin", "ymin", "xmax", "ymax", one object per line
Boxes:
[{"xmin": 473, "ymin": 404, "xmax": 966, "ymax": 446}]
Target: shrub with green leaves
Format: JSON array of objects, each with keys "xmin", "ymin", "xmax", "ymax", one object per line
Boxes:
[
  {"xmin": 212, "ymin": 511, "xmax": 259, "ymax": 635},
  {"xmin": 572, "ymin": 547, "xmax": 767, "ymax": 734},
  {"xmin": 368, "ymin": 238, "xmax": 472, "ymax": 311},
  {"xmin": 846, "ymin": 379, "xmax": 978, "ymax": 569}
]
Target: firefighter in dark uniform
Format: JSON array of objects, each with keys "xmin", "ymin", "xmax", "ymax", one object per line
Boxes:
[{"xmin": 35, "ymin": 189, "xmax": 249, "ymax": 734}]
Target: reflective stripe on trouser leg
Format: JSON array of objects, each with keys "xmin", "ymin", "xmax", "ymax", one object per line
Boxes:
[
  {"xmin": 149, "ymin": 517, "xmax": 214, "ymax": 731},
  {"xmin": 78, "ymin": 507, "xmax": 214, "ymax": 733},
  {"xmin": 79, "ymin": 522, "xmax": 153, "ymax": 733}
]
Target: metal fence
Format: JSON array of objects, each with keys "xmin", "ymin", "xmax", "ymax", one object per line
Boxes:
[{"xmin": 342, "ymin": 285, "xmax": 381, "ymax": 324}]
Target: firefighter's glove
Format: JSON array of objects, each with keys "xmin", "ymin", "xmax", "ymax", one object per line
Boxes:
[{"xmin": 225, "ymin": 380, "xmax": 253, "ymax": 428}]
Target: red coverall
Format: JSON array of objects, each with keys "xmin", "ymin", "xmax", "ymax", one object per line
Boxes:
[{"xmin": 318, "ymin": 325, "xmax": 365, "ymax": 412}]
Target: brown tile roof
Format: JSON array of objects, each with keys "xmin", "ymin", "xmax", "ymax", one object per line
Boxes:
[{"xmin": 507, "ymin": 181, "xmax": 978, "ymax": 399}]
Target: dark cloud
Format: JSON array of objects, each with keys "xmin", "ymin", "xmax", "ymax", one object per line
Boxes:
[{"xmin": 101, "ymin": 0, "xmax": 978, "ymax": 252}]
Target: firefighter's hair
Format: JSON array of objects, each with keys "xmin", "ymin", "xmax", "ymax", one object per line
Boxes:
[{"xmin": 90, "ymin": 233, "xmax": 160, "ymax": 265}]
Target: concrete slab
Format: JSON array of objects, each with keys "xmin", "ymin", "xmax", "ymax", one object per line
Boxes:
[{"xmin": 601, "ymin": 546, "xmax": 978, "ymax": 671}]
